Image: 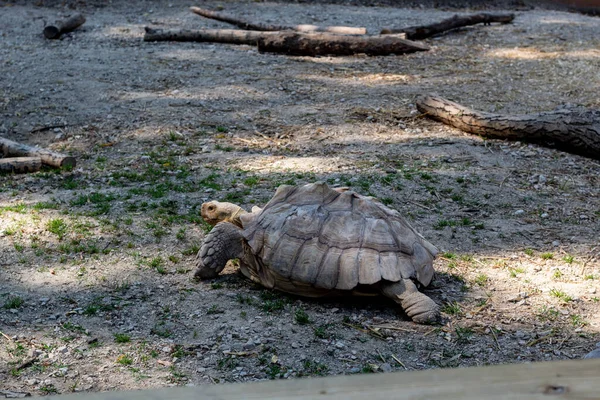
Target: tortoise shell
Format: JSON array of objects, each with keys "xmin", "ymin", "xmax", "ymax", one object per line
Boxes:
[{"xmin": 240, "ymin": 182, "xmax": 438, "ymax": 291}]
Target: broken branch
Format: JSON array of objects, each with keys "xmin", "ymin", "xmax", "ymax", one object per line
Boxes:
[
  {"xmin": 416, "ymin": 95, "xmax": 600, "ymax": 160},
  {"xmin": 0, "ymin": 137, "xmax": 76, "ymax": 168},
  {"xmin": 0, "ymin": 157, "xmax": 42, "ymax": 173},
  {"xmin": 43, "ymin": 13, "xmax": 86, "ymax": 39},
  {"xmin": 190, "ymin": 7, "xmax": 366, "ymax": 35},
  {"xmin": 381, "ymin": 13, "xmax": 515, "ymax": 39},
  {"xmin": 144, "ymin": 28, "xmax": 429, "ymax": 56}
]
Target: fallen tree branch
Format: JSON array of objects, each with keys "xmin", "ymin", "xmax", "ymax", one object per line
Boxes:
[
  {"xmin": 0, "ymin": 137, "xmax": 76, "ymax": 168},
  {"xmin": 144, "ymin": 27, "xmax": 275, "ymax": 45},
  {"xmin": 416, "ymin": 95, "xmax": 600, "ymax": 160},
  {"xmin": 381, "ymin": 13, "xmax": 515, "ymax": 39},
  {"xmin": 190, "ymin": 6, "xmax": 366, "ymax": 35},
  {"xmin": 43, "ymin": 13, "xmax": 86, "ymax": 39},
  {"xmin": 0, "ymin": 157, "xmax": 42, "ymax": 173},
  {"xmin": 144, "ymin": 28, "xmax": 429, "ymax": 56}
]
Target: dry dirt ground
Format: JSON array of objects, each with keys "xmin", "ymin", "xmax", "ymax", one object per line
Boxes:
[{"xmin": 1, "ymin": 0, "xmax": 600, "ymax": 396}]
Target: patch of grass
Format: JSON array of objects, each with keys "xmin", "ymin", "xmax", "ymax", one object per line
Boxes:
[
  {"xmin": 562, "ymin": 255, "xmax": 574, "ymax": 264},
  {"xmin": 149, "ymin": 256, "xmax": 166, "ymax": 274},
  {"xmin": 508, "ymin": 267, "xmax": 526, "ymax": 278},
  {"xmin": 62, "ymin": 322, "xmax": 87, "ymax": 334},
  {"xmin": 552, "ymin": 270, "xmax": 564, "ymax": 280},
  {"xmin": 116, "ymin": 354, "xmax": 133, "ymax": 366},
  {"xmin": 199, "ymin": 174, "xmax": 221, "ymax": 190},
  {"xmin": 265, "ymin": 363, "xmax": 284, "ymax": 379},
  {"xmin": 549, "ymin": 288, "xmax": 572, "ymax": 302},
  {"xmin": 114, "ymin": 333, "xmax": 131, "ymax": 343},
  {"xmin": 3, "ymin": 295, "xmax": 24, "ymax": 309},
  {"xmin": 260, "ymin": 291, "xmax": 286, "ymax": 313},
  {"xmin": 537, "ymin": 306, "xmax": 560, "ymax": 321},
  {"xmin": 1, "ymin": 203, "xmax": 27, "ymax": 214},
  {"xmin": 39, "ymin": 384, "xmax": 58, "ymax": 395},
  {"xmin": 441, "ymin": 302, "xmax": 462, "ymax": 316},
  {"xmin": 182, "ymin": 243, "xmax": 200, "ymax": 256},
  {"xmin": 524, "ymin": 248, "xmax": 535, "ymax": 257},
  {"xmin": 210, "ymin": 282, "xmax": 223, "ymax": 290},
  {"xmin": 434, "ymin": 219, "xmax": 457, "ymax": 230},
  {"xmin": 243, "ymin": 176, "xmax": 260, "ymax": 187},
  {"xmin": 473, "ymin": 274, "xmax": 488, "ymax": 287},
  {"xmin": 33, "ymin": 201, "xmax": 59, "ymax": 210},
  {"xmin": 541, "ymin": 252, "xmax": 554, "ymax": 260},
  {"xmin": 294, "ymin": 308, "xmax": 310, "ymax": 325},
  {"xmin": 47, "ymin": 218, "xmax": 68, "ymax": 239},
  {"xmin": 313, "ymin": 324, "xmax": 332, "ymax": 339},
  {"xmin": 206, "ymin": 304, "xmax": 224, "ymax": 315},
  {"xmin": 150, "ymin": 325, "xmax": 172, "ymax": 338},
  {"xmin": 302, "ymin": 359, "xmax": 329, "ymax": 376},
  {"xmin": 570, "ymin": 314, "xmax": 588, "ymax": 327},
  {"xmin": 361, "ymin": 363, "xmax": 378, "ymax": 374},
  {"xmin": 455, "ymin": 327, "xmax": 474, "ymax": 343},
  {"xmin": 217, "ymin": 356, "xmax": 238, "ymax": 371},
  {"xmin": 236, "ymin": 294, "xmax": 255, "ymax": 305}
]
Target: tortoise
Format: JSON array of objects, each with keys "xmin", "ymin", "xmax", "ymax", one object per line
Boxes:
[{"xmin": 195, "ymin": 182, "xmax": 440, "ymax": 323}]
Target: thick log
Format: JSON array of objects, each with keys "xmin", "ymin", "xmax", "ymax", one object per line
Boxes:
[
  {"xmin": 0, "ymin": 137, "xmax": 76, "ymax": 168},
  {"xmin": 416, "ymin": 95, "xmax": 600, "ymax": 159},
  {"xmin": 0, "ymin": 157, "xmax": 42, "ymax": 173},
  {"xmin": 257, "ymin": 32, "xmax": 429, "ymax": 56},
  {"xmin": 144, "ymin": 28, "xmax": 429, "ymax": 56},
  {"xmin": 189, "ymin": 6, "xmax": 366, "ymax": 35},
  {"xmin": 381, "ymin": 13, "xmax": 515, "ymax": 39},
  {"xmin": 43, "ymin": 13, "xmax": 86, "ymax": 39}
]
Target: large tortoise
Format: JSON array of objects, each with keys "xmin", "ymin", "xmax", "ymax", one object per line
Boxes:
[{"xmin": 195, "ymin": 182, "xmax": 440, "ymax": 323}]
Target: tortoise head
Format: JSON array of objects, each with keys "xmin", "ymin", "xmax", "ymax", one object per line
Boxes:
[{"xmin": 201, "ymin": 201, "xmax": 247, "ymax": 227}]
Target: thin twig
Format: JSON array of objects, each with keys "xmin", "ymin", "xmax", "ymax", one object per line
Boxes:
[
  {"xmin": 580, "ymin": 246, "xmax": 599, "ymax": 276},
  {"xmin": 391, "ymin": 354, "xmax": 407, "ymax": 369},
  {"xmin": 376, "ymin": 349, "xmax": 386, "ymax": 363},
  {"xmin": 527, "ymin": 331, "xmax": 556, "ymax": 347},
  {"xmin": 30, "ymin": 124, "xmax": 67, "ymax": 133},
  {"xmin": 342, "ymin": 322, "xmax": 386, "ymax": 340},
  {"xmin": 406, "ymin": 200, "xmax": 433, "ymax": 211},
  {"xmin": 0, "ymin": 331, "xmax": 13, "ymax": 341},
  {"xmin": 489, "ymin": 326, "xmax": 501, "ymax": 351},
  {"xmin": 370, "ymin": 324, "xmax": 415, "ymax": 333}
]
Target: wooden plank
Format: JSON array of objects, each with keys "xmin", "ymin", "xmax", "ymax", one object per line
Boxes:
[{"xmin": 51, "ymin": 359, "xmax": 600, "ymax": 400}]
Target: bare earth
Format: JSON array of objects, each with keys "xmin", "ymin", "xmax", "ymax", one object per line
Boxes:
[{"xmin": 1, "ymin": 0, "xmax": 599, "ymax": 396}]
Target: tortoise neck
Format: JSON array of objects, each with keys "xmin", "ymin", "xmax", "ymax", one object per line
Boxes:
[{"xmin": 229, "ymin": 206, "xmax": 247, "ymax": 228}]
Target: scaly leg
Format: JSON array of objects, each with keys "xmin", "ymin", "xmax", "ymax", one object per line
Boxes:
[
  {"xmin": 381, "ymin": 279, "xmax": 439, "ymax": 324},
  {"xmin": 194, "ymin": 222, "xmax": 244, "ymax": 280}
]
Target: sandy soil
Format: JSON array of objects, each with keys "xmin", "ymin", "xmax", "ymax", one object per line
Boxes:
[{"xmin": 1, "ymin": 0, "xmax": 599, "ymax": 396}]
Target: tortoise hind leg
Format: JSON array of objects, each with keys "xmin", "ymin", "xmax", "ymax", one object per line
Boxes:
[
  {"xmin": 194, "ymin": 222, "xmax": 244, "ymax": 280},
  {"xmin": 381, "ymin": 279, "xmax": 439, "ymax": 324}
]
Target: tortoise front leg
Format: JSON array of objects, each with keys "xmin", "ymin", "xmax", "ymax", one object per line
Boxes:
[
  {"xmin": 194, "ymin": 222, "xmax": 244, "ymax": 280},
  {"xmin": 381, "ymin": 279, "xmax": 439, "ymax": 324}
]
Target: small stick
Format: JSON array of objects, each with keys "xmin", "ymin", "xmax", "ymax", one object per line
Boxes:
[
  {"xmin": 44, "ymin": 13, "xmax": 86, "ymax": 39},
  {"xmin": 369, "ymin": 324, "xmax": 415, "ymax": 332},
  {"xmin": 376, "ymin": 349, "xmax": 386, "ymax": 363},
  {"xmin": 489, "ymin": 326, "xmax": 501, "ymax": 351},
  {"xmin": 580, "ymin": 246, "xmax": 599, "ymax": 276},
  {"xmin": 0, "ymin": 331, "xmax": 13, "ymax": 341},
  {"xmin": 406, "ymin": 200, "xmax": 433, "ymax": 211},
  {"xmin": 391, "ymin": 354, "xmax": 407, "ymax": 369}
]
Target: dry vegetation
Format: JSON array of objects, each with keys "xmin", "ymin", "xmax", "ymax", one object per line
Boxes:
[{"xmin": 0, "ymin": 0, "xmax": 599, "ymax": 396}]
